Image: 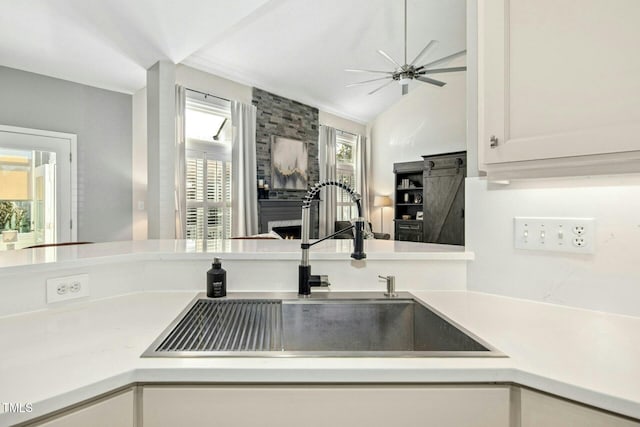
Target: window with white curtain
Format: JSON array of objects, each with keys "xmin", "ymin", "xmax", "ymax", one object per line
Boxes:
[
  {"xmin": 185, "ymin": 92, "xmax": 232, "ymax": 242},
  {"xmin": 336, "ymin": 131, "xmax": 358, "ymax": 221}
]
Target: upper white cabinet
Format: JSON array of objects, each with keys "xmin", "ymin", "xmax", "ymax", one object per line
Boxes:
[{"xmin": 478, "ymin": 0, "xmax": 640, "ymax": 178}]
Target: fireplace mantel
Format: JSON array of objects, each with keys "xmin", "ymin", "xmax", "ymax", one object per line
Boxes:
[{"xmin": 258, "ymin": 199, "xmax": 319, "ymax": 239}]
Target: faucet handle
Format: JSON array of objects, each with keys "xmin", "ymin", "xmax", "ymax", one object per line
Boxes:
[
  {"xmin": 378, "ymin": 275, "xmax": 397, "ymax": 297},
  {"xmin": 309, "ymin": 275, "xmax": 331, "ymax": 288}
]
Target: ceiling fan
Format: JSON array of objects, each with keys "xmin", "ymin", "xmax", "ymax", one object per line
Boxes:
[{"xmin": 346, "ymin": 0, "xmax": 466, "ymax": 96}]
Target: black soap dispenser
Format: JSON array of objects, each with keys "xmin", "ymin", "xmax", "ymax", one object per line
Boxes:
[{"xmin": 207, "ymin": 258, "xmax": 227, "ymax": 298}]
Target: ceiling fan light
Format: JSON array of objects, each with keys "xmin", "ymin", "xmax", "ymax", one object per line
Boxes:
[{"xmin": 398, "ymin": 77, "xmax": 411, "ymax": 86}]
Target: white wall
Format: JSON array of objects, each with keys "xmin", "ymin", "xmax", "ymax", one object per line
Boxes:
[
  {"xmin": 366, "ymin": 75, "xmax": 467, "ymax": 236},
  {"xmin": 466, "ymin": 175, "xmax": 640, "ymax": 317},
  {"xmin": 132, "ymin": 88, "xmax": 147, "ymax": 240},
  {"xmin": 146, "ymin": 61, "xmax": 176, "ymax": 239}
]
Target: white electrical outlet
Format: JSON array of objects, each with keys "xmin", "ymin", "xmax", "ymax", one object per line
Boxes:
[
  {"xmin": 514, "ymin": 217, "xmax": 595, "ymax": 254},
  {"xmin": 46, "ymin": 274, "xmax": 90, "ymax": 303},
  {"xmin": 69, "ymin": 281, "xmax": 81, "ymax": 293},
  {"xmin": 573, "ymin": 236, "xmax": 586, "ymax": 247}
]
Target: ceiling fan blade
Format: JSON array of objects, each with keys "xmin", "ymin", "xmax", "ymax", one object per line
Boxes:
[
  {"xmin": 377, "ymin": 49, "xmax": 401, "ymax": 69},
  {"xmin": 346, "ymin": 76, "xmax": 392, "ymax": 87},
  {"xmin": 416, "ymin": 76, "xmax": 447, "ymax": 87},
  {"xmin": 418, "ymin": 50, "xmax": 467, "ymax": 70},
  {"xmin": 368, "ymin": 79, "xmax": 395, "ymax": 95},
  {"xmin": 402, "ymin": 84, "xmax": 409, "ymax": 96},
  {"xmin": 419, "ymin": 66, "xmax": 467, "ymax": 75},
  {"xmin": 409, "ymin": 40, "xmax": 439, "ymax": 66},
  {"xmin": 344, "ymin": 68, "xmax": 393, "ymax": 74}
]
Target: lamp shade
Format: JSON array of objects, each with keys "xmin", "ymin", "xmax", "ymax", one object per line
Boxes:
[{"xmin": 373, "ymin": 195, "xmax": 392, "ymax": 207}]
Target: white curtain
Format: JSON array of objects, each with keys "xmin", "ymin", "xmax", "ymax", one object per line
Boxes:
[
  {"xmin": 318, "ymin": 125, "xmax": 337, "ymax": 237},
  {"xmin": 356, "ymin": 134, "xmax": 371, "ymax": 223},
  {"xmin": 231, "ymin": 101, "xmax": 258, "ymax": 237},
  {"xmin": 174, "ymin": 85, "xmax": 187, "ymax": 239}
]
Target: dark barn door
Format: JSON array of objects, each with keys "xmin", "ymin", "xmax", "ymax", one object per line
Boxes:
[{"xmin": 423, "ymin": 152, "xmax": 466, "ymax": 246}]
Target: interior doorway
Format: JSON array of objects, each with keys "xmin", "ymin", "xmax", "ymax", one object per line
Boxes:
[{"xmin": 0, "ymin": 125, "xmax": 76, "ymax": 250}]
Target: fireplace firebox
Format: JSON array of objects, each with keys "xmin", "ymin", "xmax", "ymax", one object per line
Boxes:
[{"xmin": 258, "ymin": 200, "xmax": 319, "ymax": 239}]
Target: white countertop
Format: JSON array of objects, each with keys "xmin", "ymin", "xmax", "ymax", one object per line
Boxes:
[
  {"xmin": 0, "ymin": 290, "xmax": 638, "ymax": 425},
  {"xmin": 0, "ymin": 239, "xmax": 472, "ymax": 275}
]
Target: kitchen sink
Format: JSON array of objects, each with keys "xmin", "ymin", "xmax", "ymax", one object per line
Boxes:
[{"xmin": 142, "ymin": 292, "xmax": 503, "ymax": 357}]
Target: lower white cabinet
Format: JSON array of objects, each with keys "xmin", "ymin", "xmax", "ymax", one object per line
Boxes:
[
  {"xmin": 30, "ymin": 388, "xmax": 135, "ymax": 427},
  {"xmin": 24, "ymin": 384, "xmax": 640, "ymax": 426},
  {"xmin": 141, "ymin": 385, "xmax": 511, "ymax": 427},
  {"xmin": 519, "ymin": 388, "xmax": 640, "ymax": 427}
]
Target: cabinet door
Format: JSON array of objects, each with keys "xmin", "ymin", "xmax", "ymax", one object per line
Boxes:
[
  {"xmin": 32, "ymin": 389, "xmax": 134, "ymax": 427},
  {"xmin": 480, "ymin": 0, "xmax": 640, "ymax": 168},
  {"xmin": 142, "ymin": 385, "xmax": 510, "ymax": 427},
  {"xmin": 519, "ymin": 388, "xmax": 640, "ymax": 427}
]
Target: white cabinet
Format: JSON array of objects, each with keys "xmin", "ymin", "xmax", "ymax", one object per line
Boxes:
[
  {"xmin": 29, "ymin": 389, "xmax": 135, "ymax": 427},
  {"xmin": 23, "ymin": 384, "xmax": 640, "ymax": 426},
  {"xmin": 142, "ymin": 385, "xmax": 511, "ymax": 427},
  {"xmin": 478, "ymin": 0, "xmax": 640, "ymax": 178},
  {"xmin": 519, "ymin": 388, "xmax": 640, "ymax": 427}
]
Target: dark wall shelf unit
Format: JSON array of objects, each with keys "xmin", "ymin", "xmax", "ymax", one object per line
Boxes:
[{"xmin": 393, "ymin": 161, "xmax": 425, "ymax": 242}]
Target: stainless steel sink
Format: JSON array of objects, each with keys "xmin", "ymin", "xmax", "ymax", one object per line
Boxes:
[{"xmin": 142, "ymin": 292, "xmax": 503, "ymax": 357}]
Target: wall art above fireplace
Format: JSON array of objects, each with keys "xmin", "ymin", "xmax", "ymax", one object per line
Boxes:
[{"xmin": 271, "ymin": 136, "xmax": 308, "ymax": 190}]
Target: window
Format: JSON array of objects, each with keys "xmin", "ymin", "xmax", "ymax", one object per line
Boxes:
[
  {"xmin": 336, "ymin": 131, "xmax": 358, "ymax": 221},
  {"xmin": 185, "ymin": 92, "xmax": 232, "ymax": 243}
]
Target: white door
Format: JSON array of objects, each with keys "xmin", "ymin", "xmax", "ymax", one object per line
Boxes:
[{"xmin": 0, "ymin": 125, "xmax": 76, "ymax": 249}]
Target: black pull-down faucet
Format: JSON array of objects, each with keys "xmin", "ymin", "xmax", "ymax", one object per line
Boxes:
[{"xmin": 298, "ymin": 181, "xmax": 367, "ymax": 296}]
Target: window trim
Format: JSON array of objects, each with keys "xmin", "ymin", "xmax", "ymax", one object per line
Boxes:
[
  {"xmin": 335, "ymin": 131, "xmax": 358, "ymax": 221},
  {"xmin": 185, "ymin": 89, "xmax": 231, "ymax": 116},
  {"xmin": 184, "ymin": 91, "xmax": 232, "ymax": 240}
]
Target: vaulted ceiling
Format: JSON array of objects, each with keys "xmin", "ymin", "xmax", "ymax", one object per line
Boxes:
[{"xmin": 0, "ymin": 0, "xmax": 466, "ymax": 123}]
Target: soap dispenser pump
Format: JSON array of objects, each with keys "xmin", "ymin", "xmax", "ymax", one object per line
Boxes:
[{"xmin": 207, "ymin": 258, "xmax": 227, "ymax": 298}]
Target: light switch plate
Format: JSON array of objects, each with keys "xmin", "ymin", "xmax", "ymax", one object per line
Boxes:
[
  {"xmin": 514, "ymin": 217, "xmax": 595, "ymax": 254},
  {"xmin": 46, "ymin": 274, "xmax": 90, "ymax": 303}
]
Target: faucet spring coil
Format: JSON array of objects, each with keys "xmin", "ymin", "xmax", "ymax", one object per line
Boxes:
[{"xmin": 302, "ymin": 181, "xmax": 361, "ymax": 209}]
